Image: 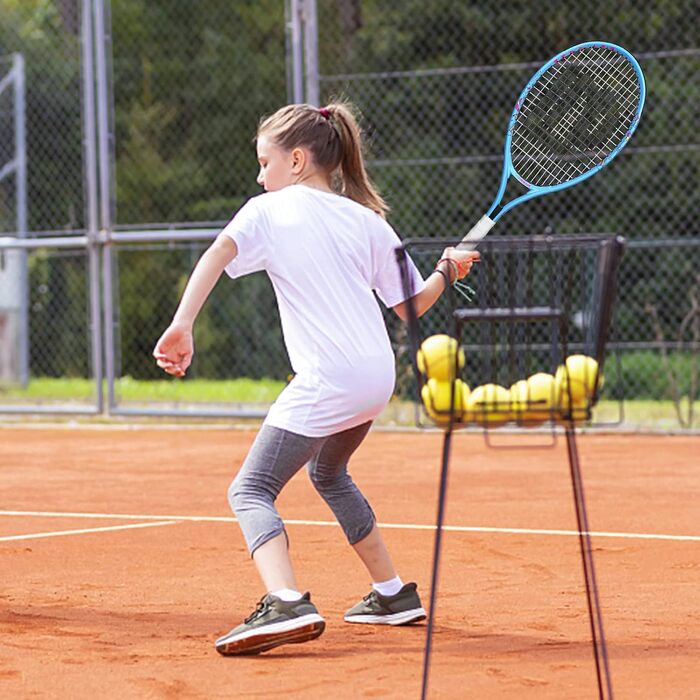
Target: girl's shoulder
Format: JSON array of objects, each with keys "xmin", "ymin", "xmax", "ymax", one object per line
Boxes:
[
  {"xmin": 240, "ymin": 186, "xmax": 315, "ymax": 213},
  {"xmin": 240, "ymin": 186, "xmax": 394, "ymax": 235}
]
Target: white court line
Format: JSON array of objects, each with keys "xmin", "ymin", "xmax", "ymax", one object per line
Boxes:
[
  {"xmin": 0, "ymin": 520, "xmax": 179, "ymax": 543},
  {"xmin": 0, "ymin": 510, "xmax": 698, "ymax": 543}
]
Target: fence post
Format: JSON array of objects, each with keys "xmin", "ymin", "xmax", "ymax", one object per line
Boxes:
[
  {"xmin": 0, "ymin": 54, "xmax": 28, "ymax": 387},
  {"xmin": 302, "ymin": 0, "xmax": 319, "ymax": 106},
  {"xmin": 287, "ymin": 0, "xmax": 304, "ymax": 103},
  {"xmin": 82, "ymin": 0, "xmax": 104, "ymax": 413},
  {"xmin": 94, "ymin": 0, "xmax": 117, "ymax": 415},
  {"xmin": 286, "ymin": 0, "xmax": 319, "ymax": 105},
  {"xmin": 12, "ymin": 53, "xmax": 29, "ymax": 387}
]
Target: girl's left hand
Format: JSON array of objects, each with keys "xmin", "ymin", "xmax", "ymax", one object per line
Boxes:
[{"xmin": 153, "ymin": 324, "xmax": 194, "ymax": 378}]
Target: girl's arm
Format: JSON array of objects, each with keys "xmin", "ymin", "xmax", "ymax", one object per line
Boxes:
[
  {"xmin": 393, "ymin": 247, "xmax": 479, "ymax": 321},
  {"xmin": 153, "ymin": 235, "xmax": 237, "ymax": 377}
]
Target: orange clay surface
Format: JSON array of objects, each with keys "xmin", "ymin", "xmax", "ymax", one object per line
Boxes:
[{"xmin": 0, "ymin": 427, "xmax": 698, "ymax": 699}]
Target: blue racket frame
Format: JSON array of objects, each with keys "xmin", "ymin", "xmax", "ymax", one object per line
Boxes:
[{"xmin": 488, "ymin": 41, "xmax": 646, "ymax": 222}]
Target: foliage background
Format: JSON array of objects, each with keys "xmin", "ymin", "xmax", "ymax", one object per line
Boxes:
[{"xmin": 0, "ymin": 1, "xmax": 697, "ymax": 412}]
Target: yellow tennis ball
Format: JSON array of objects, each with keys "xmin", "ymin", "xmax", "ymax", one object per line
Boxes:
[
  {"xmin": 417, "ymin": 334, "xmax": 465, "ymax": 382},
  {"xmin": 556, "ymin": 394, "xmax": 589, "ymax": 425},
  {"xmin": 509, "ymin": 379, "xmax": 530, "ymax": 423},
  {"xmin": 511, "ymin": 373, "xmax": 556, "ymax": 427},
  {"xmin": 421, "ymin": 378, "xmax": 466, "ymax": 426},
  {"xmin": 555, "ymin": 355, "xmax": 603, "ymax": 405},
  {"xmin": 527, "ymin": 372, "xmax": 556, "ymax": 421},
  {"xmin": 555, "ymin": 356, "xmax": 601, "ymax": 425},
  {"xmin": 466, "ymin": 383, "xmax": 510, "ymax": 428}
]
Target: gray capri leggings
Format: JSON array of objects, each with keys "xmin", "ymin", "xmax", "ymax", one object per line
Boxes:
[{"xmin": 228, "ymin": 421, "xmax": 375, "ymax": 555}]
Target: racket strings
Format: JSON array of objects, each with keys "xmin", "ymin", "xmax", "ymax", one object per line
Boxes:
[
  {"xmin": 519, "ymin": 73, "xmax": 630, "ymax": 182},
  {"xmin": 514, "ymin": 54, "xmax": 638, "ymax": 184},
  {"xmin": 511, "ymin": 46, "xmax": 641, "ymax": 187},
  {"xmin": 514, "ymin": 63, "xmax": 620, "ymax": 184}
]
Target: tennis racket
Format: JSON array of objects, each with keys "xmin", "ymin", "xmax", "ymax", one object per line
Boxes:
[{"xmin": 459, "ymin": 41, "xmax": 646, "ymax": 249}]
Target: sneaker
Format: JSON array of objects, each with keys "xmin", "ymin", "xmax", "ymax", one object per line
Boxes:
[
  {"xmin": 215, "ymin": 592, "xmax": 325, "ymax": 656},
  {"xmin": 344, "ymin": 582, "xmax": 427, "ymax": 625}
]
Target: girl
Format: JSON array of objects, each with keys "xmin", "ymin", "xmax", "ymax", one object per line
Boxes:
[{"xmin": 153, "ymin": 101, "xmax": 478, "ymax": 656}]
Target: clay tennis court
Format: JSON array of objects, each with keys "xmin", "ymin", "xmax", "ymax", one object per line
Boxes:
[{"xmin": 1, "ymin": 426, "xmax": 698, "ymax": 698}]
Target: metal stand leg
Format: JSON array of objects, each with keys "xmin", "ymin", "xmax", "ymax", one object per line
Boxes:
[
  {"xmin": 421, "ymin": 428, "xmax": 453, "ymax": 700},
  {"xmin": 565, "ymin": 426, "xmax": 614, "ymax": 699}
]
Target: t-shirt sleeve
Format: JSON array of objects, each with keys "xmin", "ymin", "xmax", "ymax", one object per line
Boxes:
[
  {"xmin": 220, "ymin": 197, "xmax": 268, "ymax": 279},
  {"xmin": 372, "ymin": 220, "xmax": 426, "ymax": 308}
]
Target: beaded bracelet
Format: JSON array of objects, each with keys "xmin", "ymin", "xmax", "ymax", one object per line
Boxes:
[
  {"xmin": 435, "ymin": 258, "xmax": 459, "ymax": 284},
  {"xmin": 437, "ymin": 256, "xmax": 473, "ymax": 279}
]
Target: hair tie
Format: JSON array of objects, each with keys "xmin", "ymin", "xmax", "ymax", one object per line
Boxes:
[{"xmin": 319, "ymin": 107, "xmax": 331, "ymax": 120}]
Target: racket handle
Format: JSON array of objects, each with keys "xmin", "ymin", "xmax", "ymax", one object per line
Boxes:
[{"xmin": 458, "ymin": 215, "xmax": 494, "ymax": 250}]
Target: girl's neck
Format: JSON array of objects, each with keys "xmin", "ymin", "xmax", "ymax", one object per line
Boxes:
[{"xmin": 294, "ymin": 172, "xmax": 333, "ymax": 193}]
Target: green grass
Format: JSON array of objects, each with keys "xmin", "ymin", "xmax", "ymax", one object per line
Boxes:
[
  {"xmin": 0, "ymin": 377, "xmax": 96, "ymax": 401},
  {"xmin": 0, "ymin": 376, "xmax": 286, "ymax": 403},
  {"xmin": 116, "ymin": 376, "xmax": 286, "ymax": 403},
  {"xmin": 592, "ymin": 399, "xmax": 699, "ymax": 429},
  {"xmin": 0, "ymin": 378, "xmax": 697, "ymax": 428}
]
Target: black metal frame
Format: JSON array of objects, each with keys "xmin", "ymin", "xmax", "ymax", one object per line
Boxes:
[{"xmin": 396, "ymin": 235, "xmax": 625, "ymax": 700}]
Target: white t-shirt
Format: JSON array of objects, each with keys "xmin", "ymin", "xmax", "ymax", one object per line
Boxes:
[{"xmin": 221, "ymin": 184, "xmax": 425, "ymax": 437}]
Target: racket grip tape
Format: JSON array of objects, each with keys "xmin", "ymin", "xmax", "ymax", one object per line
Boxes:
[{"xmin": 458, "ymin": 215, "xmax": 495, "ymax": 250}]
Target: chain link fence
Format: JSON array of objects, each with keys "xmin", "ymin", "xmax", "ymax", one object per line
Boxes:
[
  {"xmin": 0, "ymin": 1, "xmax": 698, "ymax": 428},
  {"xmin": 0, "ymin": 3, "xmax": 84, "ymax": 235},
  {"xmin": 111, "ymin": 0, "xmax": 287, "ymax": 228}
]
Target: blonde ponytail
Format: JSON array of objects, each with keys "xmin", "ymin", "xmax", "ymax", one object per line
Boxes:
[{"xmin": 323, "ymin": 102, "xmax": 389, "ymax": 218}]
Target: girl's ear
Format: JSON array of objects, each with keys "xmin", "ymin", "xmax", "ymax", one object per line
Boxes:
[{"xmin": 291, "ymin": 147, "xmax": 307, "ymax": 174}]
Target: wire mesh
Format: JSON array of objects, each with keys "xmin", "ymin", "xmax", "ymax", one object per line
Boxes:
[
  {"xmin": 0, "ymin": 1, "xmax": 84, "ymax": 235},
  {"xmin": 0, "ymin": 248, "xmax": 95, "ymax": 409},
  {"xmin": 396, "ymin": 235, "xmax": 624, "ymax": 430},
  {"xmin": 0, "ymin": 1, "xmax": 697, "ymax": 427},
  {"xmin": 111, "ymin": 243, "xmax": 288, "ymax": 412}
]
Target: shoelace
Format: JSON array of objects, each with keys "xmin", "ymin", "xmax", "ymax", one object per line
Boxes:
[
  {"xmin": 363, "ymin": 591, "xmax": 378, "ymax": 603},
  {"xmin": 244, "ymin": 597, "xmax": 270, "ymax": 624}
]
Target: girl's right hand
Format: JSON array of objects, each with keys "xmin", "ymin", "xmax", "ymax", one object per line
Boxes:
[
  {"xmin": 153, "ymin": 323, "xmax": 194, "ymax": 378},
  {"xmin": 437, "ymin": 247, "xmax": 481, "ymax": 282}
]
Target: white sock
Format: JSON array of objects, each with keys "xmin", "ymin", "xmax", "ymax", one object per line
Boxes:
[
  {"xmin": 270, "ymin": 588, "xmax": 303, "ymax": 602},
  {"xmin": 373, "ymin": 575, "xmax": 403, "ymax": 597}
]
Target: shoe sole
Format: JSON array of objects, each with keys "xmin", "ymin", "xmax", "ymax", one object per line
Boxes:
[
  {"xmin": 343, "ymin": 607, "xmax": 427, "ymax": 626},
  {"xmin": 216, "ymin": 614, "xmax": 325, "ymax": 656}
]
